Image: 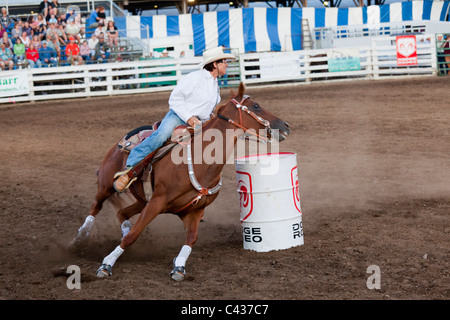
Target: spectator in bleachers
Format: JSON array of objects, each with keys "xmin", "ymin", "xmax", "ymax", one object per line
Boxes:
[
  {"xmin": 13, "ymin": 38, "xmax": 26, "ymax": 64},
  {"xmin": 26, "ymin": 43, "xmax": 42, "ymax": 68},
  {"xmin": 0, "ymin": 42, "xmax": 14, "ymax": 70},
  {"xmin": 0, "ymin": 33, "xmax": 13, "ymax": 50},
  {"xmin": 57, "ymin": 13, "xmax": 67, "ymax": 27},
  {"xmin": 31, "ymin": 35, "xmax": 42, "ymax": 50},
  {"xmin": 39, "ymin": 0, "xmax": 52, "ymax": 21},
  {"xmin": 48, "ymin": 15, "xmax": 57, "ymax": 25},
  {"xmin": 45, "ymin": 34, "xmax": 60, "ymax": 59},
  {"xmin": 0, "ymin": 7, "xmax": 12, "ymax": 30},
  {"xmin": 95, "ymin": 35, "xmax": 110, "ymax": 63},
  {"xmin": 39, "ymin": 40, "xmax": 57, "ymax": 67},
  {"xmin": 80, "ymin": 40, "xmax": 90, "ymax": 63},
  {"xmin": 34, "ymin": 14, "xmax": 47, "ymax": 41},
  {"xmin": 23, "ymin": 21, "xmax": 33, "ymax": 38},
  {"xmin": 87, "ymin": 6, "xmax": 101, "ymax": 28},
  {"xmin": 11, "ymin": 23, "xmax": 22, "ymax": 44},
  {"xmin": 94, "ymin": 22, "xmax": 106, "ymax": 38},
  {"xmin": 46, "ymin": 22, "xmax": 59, "ymax": 43},
  {"xmin": 19, "ymin": 31, "xmax": 31, "ymax": 48},
  {"xmin": 98, "ymin": 7, "xmax": 107, "ymax": 24},
  {"xmin": 57, "ymin": 23, "xmax": 69, "ymax": 44},
  {"xmin": 87, "ymin": 33, "xmax": 98, "ymax": 60},
  {"xmin": 0, "ymin": 24, "xmax": 6, "ymax": 39},
  {"xmin": 65, "ymin": 18, "xmax": 81, "ymax": 44},
  {"xmin": 65, "ymin": 36, "xmax": 82, "ymax": 65},
  {"xmin": 106, "ymin": 20, "xmax": 119, "ymax": 50},
  {"xmin": 50, "ymin": 0, "xmax": 61, "ymax": 18}
]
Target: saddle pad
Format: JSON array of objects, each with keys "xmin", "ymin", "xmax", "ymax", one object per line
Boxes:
[
  {"xmin": 117, "ymin": 124, "xmax": 193, "ymax": 154},
  {"xmin": 117, "ymin": 125, "xmax": 154, "ymax": 153}
]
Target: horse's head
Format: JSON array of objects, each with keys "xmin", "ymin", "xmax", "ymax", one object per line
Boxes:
[{"xmin": 217, "ymin": 83, "xmax": 290, "ymax": 142}]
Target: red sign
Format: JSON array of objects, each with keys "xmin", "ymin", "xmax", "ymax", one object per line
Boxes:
[{"xmin": 396, "ymin": 35, "xmax": 418, "ymax": 66}]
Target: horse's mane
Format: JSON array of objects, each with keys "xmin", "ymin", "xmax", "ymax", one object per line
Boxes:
[{"xmin": 213, "ymin": 82, "xmax": 245, "ymax": 116}]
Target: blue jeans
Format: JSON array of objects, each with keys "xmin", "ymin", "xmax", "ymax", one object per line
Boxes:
[{"xmin": 126, "ymin": 109, "xmax": 185, "ymax": 167}]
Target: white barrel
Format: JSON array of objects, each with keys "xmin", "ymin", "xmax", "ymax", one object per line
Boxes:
[{"xmin": 235, "ymin": 152, "xmax": 304, "ymax": 252}]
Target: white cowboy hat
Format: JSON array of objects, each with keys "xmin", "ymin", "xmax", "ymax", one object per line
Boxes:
[{"xmin": 199, "ymin": 46, "xmax": 235, "ymax": 68}]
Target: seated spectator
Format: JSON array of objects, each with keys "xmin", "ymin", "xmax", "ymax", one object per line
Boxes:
[
  {"xmin": 80, "ymin": 40, "xmax": 90, "ymax": 63},
  {"xmin": 45, "ymin": 34, "xmax": 60, "ymax": 59},
  {"xmin": 65, "ymin": 36, "xmax": 83, "ymax": 65},
  {"xmin": 11, "ymin": 23, "xmax": 22, "ymax": 44},
  {"xmin": 94, "ymin": 22, "xmax": 106, "ymax": 38},
  {"xmin": 23, "ymin": 21, "xmax": 34, "ymax": 38},
  {"xmin": 57, "ymin": 23, "xmax": 69, "ymax": 44},
  {"xmin": 87, "ymin": 33, "xmax": 98, "ymax": 60},
  {"xmin": 46, "ymin": 22, "xmax": 59, "ymax": 43},
  {"xmin": 57, "ymin": 13, "xmax": 67, "ymax": 28},
  {"xmin": 33, "ymin": 14, "xmax": 47, "ymax": 40},
  {"xmin": 39, "ymin": 0, "xmax": 52, "ymax": 21},
  {"xmin": 106, "ymin": 20, "xmax": 119, "ymax": 49},
  {"xmin": 98, "ymin": 7, "xmax": 106, "ymax": 23},
  {"xmin": 95, "ymin": 35, "xmax": 110, "ymax": 63},
  {"xmin": 13, "ymin": 38, "xmax": 26, "ymax": 63},
  {"xmin": 20, "ymin": 31, "xmax": 31, "ymax": 48},
  {"xmin": 0, "ymin": 32, "xmax": 13, "ymax": 50},
  {"xmin": 39, "ymin": 40, "xmax": 57, "ymax": 67},
  {"xmin": 0, "ymin": 24, "xmax": 6, "ymax": 39},
  {"xmin": 0, "ymin": 42, "xmax": 14, "ymax": 70},
  {"xmin": 50, "ymin": 0, "xmax": 61, "ymax": 18},
  {"xmin": 26, "ymin": 43, "xmax": 42, "ymax": 68},
  {"xmin": 0, "ymin": 7, "xmax": 12, "ymax": 30},
  {"xmin": 87, "ymin": 6, "xmax": 102, "ymax": 28},
  {"xmin": 31, "ymin": 35, "xmax": 42, "ymax": 50},
  {"xmin": 65, "ymin": 18, "xmax": 81, "ymax": 44},
  {"xmin": 48, "ymin": 15, "xmax": 57, "ymax": 25}
]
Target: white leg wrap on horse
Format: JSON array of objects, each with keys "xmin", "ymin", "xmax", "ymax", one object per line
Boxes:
[
  {"xmin": 102, "ymin": 245, "xmax": 124, "ymax": 267},
  {"xmin": 79, "ymin": 215, "xmax": 95, "ymax": 231},
  {"xmin": 175, "ymin": 245, "xmax": 192, "ymax": 267}
]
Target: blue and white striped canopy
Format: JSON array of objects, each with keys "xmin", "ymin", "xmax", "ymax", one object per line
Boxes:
[{"xmin": 114, "ymin": 0, "xmax": 450, "ymax": 55}]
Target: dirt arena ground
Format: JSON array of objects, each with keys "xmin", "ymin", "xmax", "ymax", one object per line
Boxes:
[{"xmin": 0, "ymin": 76, "xmax": 449, "ymax": 302}]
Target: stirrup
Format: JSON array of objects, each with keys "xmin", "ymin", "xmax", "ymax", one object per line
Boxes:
[{"xmin": 113, "ymin": 175, "xmax": 137, "ymax": 193}]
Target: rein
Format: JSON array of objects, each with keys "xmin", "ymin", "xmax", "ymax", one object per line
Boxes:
[
  {"xmin": 174, "ymin": 95, "xmax": 272, "ymax": 214},
  {"xmin": 217, "ymin": 95, "xmax": 273, "ymax": 143}
]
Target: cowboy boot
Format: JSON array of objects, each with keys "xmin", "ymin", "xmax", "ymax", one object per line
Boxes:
[{"xmin": 113, "ymin": 167, "xmax": 136, "ymax": 193}]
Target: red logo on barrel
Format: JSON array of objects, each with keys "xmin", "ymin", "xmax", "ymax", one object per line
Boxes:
[
  {"xmin": 291, "ymin": 166, "xmax": 302, "ymax": 213},
  {"xmin": 236, "ymin": 171, "xmax": 253, "ymax": 221}
]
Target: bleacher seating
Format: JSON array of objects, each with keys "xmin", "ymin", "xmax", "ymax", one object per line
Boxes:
[{"xmin": 1, "ymin": 9, "xmax": 144, "ymax": 70}]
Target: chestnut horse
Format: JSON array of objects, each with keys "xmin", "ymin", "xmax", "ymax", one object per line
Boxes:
[{"xmin": 71, "ymin": 83, "xmax": 290, "ymax": 281}]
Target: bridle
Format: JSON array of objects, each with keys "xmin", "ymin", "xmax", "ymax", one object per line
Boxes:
[
  {"xmin": 217, "ymin": 95, "xmax": 273, "ymax": 143},
  {"xmin": 174, "ymin": 95, "xmax": 274, "ymax": 214}
]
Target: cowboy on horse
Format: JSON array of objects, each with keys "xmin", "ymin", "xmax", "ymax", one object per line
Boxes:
[{"xmin": 113, "ymin": 46, "xmax": 236, "ymax": 193}]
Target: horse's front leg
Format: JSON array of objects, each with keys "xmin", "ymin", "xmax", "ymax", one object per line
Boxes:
[
  {"xmin": 170, "ymin": 208, "xmax": 204, "ymax": 281},
  {"xmin": 96, "ymin": 194, "xmax": 165, "ymax": 277},
  {"xmin": 70, "ymin": 185, "xmax": 114, "ymax": 247}
]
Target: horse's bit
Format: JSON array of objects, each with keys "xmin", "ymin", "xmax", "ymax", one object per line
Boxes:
[{"xmin": 217, "ymin": 95, "xmax": 273, "ymax": 143}]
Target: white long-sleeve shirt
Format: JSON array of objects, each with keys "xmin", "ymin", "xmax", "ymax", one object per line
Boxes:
[{"xmin": 169, "ymin": 69, "xmax": 220, "ymax": 123}]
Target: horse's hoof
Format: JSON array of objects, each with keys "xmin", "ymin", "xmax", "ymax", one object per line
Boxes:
[
  {"xmin": 170, "ymin": 266, "xmax": 186, "ymax": 282},
  {"xmin": 96, "ymin": 264, "xmax": 112, "ymax": 278}
]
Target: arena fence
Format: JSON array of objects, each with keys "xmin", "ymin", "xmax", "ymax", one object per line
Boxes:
[{"xmin": 0, "ymin": 34, "xmax": 438, "ymax": 105}]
